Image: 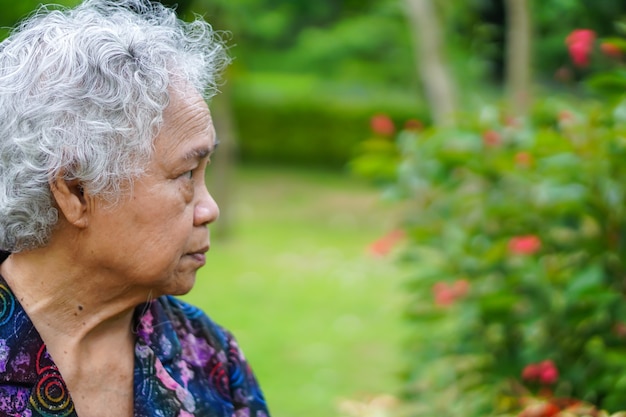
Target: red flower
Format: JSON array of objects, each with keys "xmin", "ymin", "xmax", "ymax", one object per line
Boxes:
[
  {"xmin": 557, "ymin": 110, "xmax": 578, "ymax": 129},
  {"xmin": 482, "ymin": 130, "xmax": 501, "ymax": 147},
  {"xmin": 565, "ymin": 29, "xmax": 596, "ymax": 67},
  {"xmin": 367, "ymin": 229, "xmax": 405, "ymax": 257},
  {"xmin": 514, "ymin": 152, "xmax": 533, "ymax": 167},
  {"xmin": 522, "ymin": 360, "xmax": 559, "ymax": 385},
  {"xmin": 504, "ymin": 115, "xmax": 521, "ymax": 128},
  {"xmin": 542, "ymin": 403, "xmax": 560, "ymax": 417},
  {"xmin": 600, "ymin": 41, "xmax": 622, "ymax": 59},
  {"xmin": 404, "ymin": 118, "xmax": 423, "ymax": 132},
  {"xmin": 433, "ymin": 283, "xmax": 456, "ymax": 306},
  {"xmin": 522, "ymin": 364, "xmax": 541, "ymax": 381},
  {"xmin": 558, "ymin": 110, "xmax": 574, "ymax": 122},
  {"xmin": 539, "ymin": 361, "xmax": 559, "ymax": 385},
  {"xmin": 433, "ymin": 279, "xmax": 470, "ymax": 307},
  {"xmin": 508, "ymin": 235, "xmax": 541, "ymax": 255},
  {"xmin": 518, "ymin": 402, "xmax": 560, "ymax": 417},
  {"xmin": 370, "ymin": 114, "xmax": 395, "ymax": 136}
]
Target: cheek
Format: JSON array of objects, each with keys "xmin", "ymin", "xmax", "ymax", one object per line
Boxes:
[
  {"xmin": 144, "ymin": 183, "xmax": 193, "ymax": 220},
  {"xmin": 129, "ymin": 183, "xmax": 195, "ymax": 247}
]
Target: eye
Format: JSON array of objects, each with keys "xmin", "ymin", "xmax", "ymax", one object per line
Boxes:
[{"xmin": 180, "ymin": 170, "xmax": 193, "ymax": 180}]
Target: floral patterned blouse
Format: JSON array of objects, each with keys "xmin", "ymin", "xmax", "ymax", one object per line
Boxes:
[{"xmin": 0, "ymin": 268, "xmax": 269, "ymax": 416}]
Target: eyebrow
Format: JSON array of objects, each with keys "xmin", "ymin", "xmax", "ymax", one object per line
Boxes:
[{"xmin": 183, "ymin": 139, "xmax": 219, "ymax": 161}]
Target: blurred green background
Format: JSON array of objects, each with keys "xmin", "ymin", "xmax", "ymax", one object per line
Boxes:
[{"xmin": 4, "ymin": 0, "xmax": 626, "ymax": 416}]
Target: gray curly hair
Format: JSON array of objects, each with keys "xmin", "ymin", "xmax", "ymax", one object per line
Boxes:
[{"xmin": 0, "ymin": 0, "xmax": 229, "ymax": 252}]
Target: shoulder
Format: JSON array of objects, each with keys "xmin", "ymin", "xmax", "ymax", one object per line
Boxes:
[
  {"xmin": 151, "ymin": 296, "xmax": 270, "ymax": 415},
  {"xmin": 156, "ymin": 295, "xmax": 231, "ymax": 349}
]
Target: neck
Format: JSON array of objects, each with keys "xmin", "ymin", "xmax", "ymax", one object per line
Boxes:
[
  {"xmin": 0, "ymin": 246, "xmax": 139, "ymax": 417},
  {"xmin": 0, "ymin": 245, "xmax": 148, "ymax": 350}
]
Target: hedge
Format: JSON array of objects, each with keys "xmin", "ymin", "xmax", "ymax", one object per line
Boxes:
[{"xmin": 228, "ymin": 72, "xmax": 426, "ymax": 169}]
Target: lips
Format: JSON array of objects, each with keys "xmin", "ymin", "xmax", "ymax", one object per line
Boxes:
[{"xmin": 186, "ymin": 245, "xmax": 209, "ymax": 265}]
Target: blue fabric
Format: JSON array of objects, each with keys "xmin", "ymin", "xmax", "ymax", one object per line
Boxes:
[{"xmin": 0, "ymin": 274, "xmax": 270, "ymax": 417}]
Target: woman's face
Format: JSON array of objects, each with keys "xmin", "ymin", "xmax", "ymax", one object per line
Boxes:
[{"xmin": 81, "ymin": 84, "xmax": 219, "ymax": 296}]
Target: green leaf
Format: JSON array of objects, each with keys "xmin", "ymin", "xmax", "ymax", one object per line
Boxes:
[
  {"xmin": 565, "ymin": 263, "xmax": 605, "ymax": 298},
  {"xmin": 586, "ymin": 71, "xmax": 626, "ymax": 100},
  {"xmin": 478, "ymin": 293, "xmax": 519, "ymax": 317}
]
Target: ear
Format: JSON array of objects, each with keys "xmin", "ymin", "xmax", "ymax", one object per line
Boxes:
[{"xmin": 50, "ymin": 175, "xmax": 89, "ymax": 228}]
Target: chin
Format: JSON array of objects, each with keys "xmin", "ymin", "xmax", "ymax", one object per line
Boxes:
[{"xmin": 167, "ymin": 274, "xmax": 197, "ymax": 296}]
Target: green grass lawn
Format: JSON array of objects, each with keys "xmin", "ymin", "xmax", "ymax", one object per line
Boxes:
[{"xmin": 182, "ymin": 165, "xmax": 408, "ymax": 417}]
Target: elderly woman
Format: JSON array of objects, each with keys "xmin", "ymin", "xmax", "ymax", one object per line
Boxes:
[{"xmin": 0, "ymin": 0, "xmax": 270, "ymax": 416}]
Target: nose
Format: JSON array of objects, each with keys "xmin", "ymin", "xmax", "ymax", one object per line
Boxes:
[{"xmin": 194, "ymin": 185, "xmax": 219, "ymax": 227}]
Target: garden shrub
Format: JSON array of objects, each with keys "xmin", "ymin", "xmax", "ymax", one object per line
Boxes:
[
  {"xmin": 350, "ymin": 24, "xmax": 626, "ymax": 417},
  {"xmin": 353, "ymin": 96, "xmax": 626, "ymax": 415}
]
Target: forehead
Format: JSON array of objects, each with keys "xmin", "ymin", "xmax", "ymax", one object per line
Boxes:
[{"xmin": 154, "ymin": 85, "xmax": 215, "ymax": 157}]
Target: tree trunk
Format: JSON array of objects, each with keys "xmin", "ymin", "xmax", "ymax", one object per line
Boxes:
[
  {"xmin": 404, "ymin": 0, "xmax": 457, "ymax": 127},
  {"xmin": 504, "ymin": 0, "xmax": 532, "ymax": 117}
]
